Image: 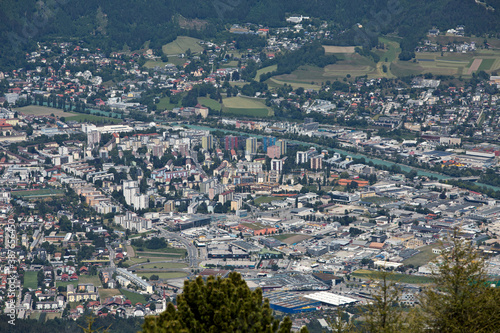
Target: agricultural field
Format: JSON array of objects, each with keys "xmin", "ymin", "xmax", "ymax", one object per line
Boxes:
[
  {"xmin": 15, "ymin": 105, "xmax": 77, "ymax": 117},
  {"xmin": 199, "ymin": 97, "xmax": 222, "ymax": 111},
  {"xmin": 403, "ymin": 244, "xmax": 440, "ymax": 267},
  {"xmin": 222, "ymin": 96, "xmax": 272, "ymax": 117},
  {"xmin": 352, "ymin": 269, "xmax": 433, "ymax": 284},
  {"xmin": 162, "ymin": 36, "xmax": 203, "ymax": 55},
  {"xmin": 119, "ymin": 289, "xmax": 148, "ymax": 304},
  {"xmin": 65, "ymin": 114, "xmax": 122, "ymax": 124},
  {"xmin": 137, "ymin": 262, "xmax": 188, "ymax": 269},
  {"xmin": 393, "ymin": 50, "xmax": 500, "ymax": 77},
  {"xmin": 24, "ymin": 271, "xmax": 38, "ymax": 289},
  {"xmin": 255, "ymin": 64, "xmax": 277, "ymax": 81},
  {"xmin": 270, "ymin": 37, "xmax": 500, "ymax": 89},
  {"xmin": 12, "ymin": 188, "xmax": 65, "ymax": 199},
  {"xmin": 272, "ymin": 233, "xmax": 312, "ymax": 245}
]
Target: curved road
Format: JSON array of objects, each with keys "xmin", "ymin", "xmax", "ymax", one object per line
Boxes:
[{"xmin": 154, "ymin": 227, "xmax": 199, "ymax": 268}]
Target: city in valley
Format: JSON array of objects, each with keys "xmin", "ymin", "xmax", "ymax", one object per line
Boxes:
[{"xmin": 1, "ymin": 16, "xmax": 500, "ymax": 332}]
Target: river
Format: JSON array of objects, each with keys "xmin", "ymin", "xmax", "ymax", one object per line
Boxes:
[{"xmin": 185, "ymin": 124, "xmax": 500, "ymax": 193}]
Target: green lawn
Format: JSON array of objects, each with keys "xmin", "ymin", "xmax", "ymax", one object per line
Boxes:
[
  {"xmin": 352, "ymin": 270, "xmax": 433, "ymax": 284},
  {"xmin": 147, "ymin": 272, "xmax": 188, "ymax": 280},
  {"xmin": 24, "ymin": 271, "xmax": 38, "ymax": 289},
  {"xmin": 144, "ymin": 60, "xmax": 169, "ymax": 68},
  {"xmin": 157, "ymin": 95, "xmax": 182, "ymax": 111},
  {"xmin": 222, "ymin": 96, "xmax": 271, "ymax": 117},
  {"xmin": 255, "ymin": 64, "xmax": 277, "ymax": 81},
  {"xmin": 56, "ymin": 274, "xmax": 102, "ymax": 289},
  {"xmin": 99, "ymin": 288, "xmax": 122, "ymax": 300},
  {"xmin": 12, "ymin": 188, "xmax": 65, "ymax": 199},
  {"xmin": 134, "ymin": 252, "xmax": 185, "ymax": 258},
  {"xmin": 133, "ymin": 246, "xmax": 187, "ymax": 255},
  {"xmin": 254, "ymin": 196, "xmax": 279, "ymax": 205},
  {"xmin": 138, "ymin": 262, "xmax": 188, "ymax": 269},
  {"xmin": 119, "ymin": 289, "xmax": 148, "ymax": 304},
  {"xmin": 199, "ymin": 97, "xmax": 222, "ymax": 111},
  {"xmin": 403, "ymin": 244, "xmax": 440, "ymax": 267},
  {"xmin": 478, "ymin": 58, "xmax": 495, "ymax": 71},
  {"xmin": 162, "ymin": 36, "xmax": 203, "ymax": 55},
  {"xmin": 65, "ymin": 114, "xmax": 122, "ymax": 124}
]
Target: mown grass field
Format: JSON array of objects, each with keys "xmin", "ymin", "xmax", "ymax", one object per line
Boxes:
[
  {"xmin": 199, "ymin": 97, "xmax": 222, "ymax": 111},
  {"xmin": 144, "ymin": 272, "xmax": 188, "ymax": 280},
  {"xmin": 403, "ymin": 244, "xmax": 440, "ymax": 267},
  {"xmin": 157, "ymin": 95, "xmax": 182, "ymax": 111},
  {"xmin": 98, "ymin": 288, "xmax": 122, "ymax": 300},
  {"xmin": 119, "ymin": 289, "xmax": 148, "ymax": 304},
  {"xmin": 254, "ymin": 196, "xmax": 277, "ymax": 205},
  {"xmin": 144, "ymin": 60, "xmax": 168, "ymax": 68},
  {"xmin": 66, "ymin": 114, "xmax": 122, "ymax": 124},
  {"xmin": 24, "ymin": 271, "xmax": 38, "ymax": 289},
  {"xmin": 162, "ymin": 36, "xmax": 203, "ymax": 55},
  {"xmin": 222, "ymin": 96, "xmax": 271, "ymax": 117},
  {"xmin": 12, "ymin": 188, "xmax": 65, "ymax": 199},
  {"xmin": 15, "ymin": 105, "xmax": 77, "ymax": 117},
  {"xmin": 255, "ymin": 64, "xmax": 277, "ymax": 81},
  {"xmin": 138, "ymin": 262, "xmax": 188, "ymax": 269},
  {"xmin": 55, "ymin": 275, "xmax": 102, "ymax": 289},
  {"xmin": 352, "ymin": 269, "xmax": 433, "ymax": 284}
]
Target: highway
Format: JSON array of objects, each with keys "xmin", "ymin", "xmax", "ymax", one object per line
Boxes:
[{"xmin": 155, "ymin": 226, "xmax": 199, "ymax": 268}]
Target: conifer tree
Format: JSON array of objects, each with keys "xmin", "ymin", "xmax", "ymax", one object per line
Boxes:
[
  {"xmin": 418, "ymin": 233, "xmax": 500, "ymax": 332},
  {"xmin": 143, "ymin": 272, "xmax": 298, "ymax": 333}
]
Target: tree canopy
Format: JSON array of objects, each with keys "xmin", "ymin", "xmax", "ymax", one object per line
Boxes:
[{"xmin": 143, "ymin": 272, "xmax": 296, "ymax": 333}]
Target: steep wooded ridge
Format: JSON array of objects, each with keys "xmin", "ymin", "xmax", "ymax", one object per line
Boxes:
[{"xmin": 0, "ymin": 0, "xmax": 499, "ymax": 68}]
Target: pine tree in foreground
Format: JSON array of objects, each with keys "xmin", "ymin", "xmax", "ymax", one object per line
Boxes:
[
  {"xmin": 142, "ymin": 272, "xmax": 298, "ymax": 333},
  {"xmin": 418, "ymin": 233, "xmax": 500, "ymax": 333}
]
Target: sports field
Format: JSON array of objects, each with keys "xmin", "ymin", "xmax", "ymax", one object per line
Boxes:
[
  {"xmin": 222, "ymin": 96, "xmax": 272, "ymax": 117},
  {"xmin": 12, "ymin": 188, "xmax": 65, "ymax": 199},
  {"xmin": 24, "ymin": 271, "xmax": 38, "ymax": 289},
  {"xmin": 138, "ymin": 262, "xmax": 187, "ymax": 269},
  {"xmin": 162, "ymin": 36, "xmax": 203, "ymax": 55},
  {"xmin": 15, "ymin": 105, "xmax": 77, "ymax": 117}
]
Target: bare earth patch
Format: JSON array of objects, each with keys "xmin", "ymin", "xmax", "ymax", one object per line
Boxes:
[{"xmin": 323, "ymin": 46, "xmax": 356, "ymax": 54}]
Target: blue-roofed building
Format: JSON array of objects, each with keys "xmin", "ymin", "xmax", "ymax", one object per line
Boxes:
[{"xmin": 264, "ymin": 291, "xmax": 320, "ymax": 314}]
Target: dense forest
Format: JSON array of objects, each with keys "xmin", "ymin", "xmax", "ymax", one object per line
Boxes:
[{"xmin": 1, "ymin": 0, "xmax": 500, "ymax": 69}]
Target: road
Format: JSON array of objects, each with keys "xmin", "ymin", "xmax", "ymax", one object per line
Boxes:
[{"xmin": 155, "ymin": 227, "xmax": 199, "ymax": 268}]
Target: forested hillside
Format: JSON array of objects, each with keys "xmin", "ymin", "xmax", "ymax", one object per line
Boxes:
[{"xmin": 1, "ymin": 0, "xmax": 499, "ymax": 69}]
